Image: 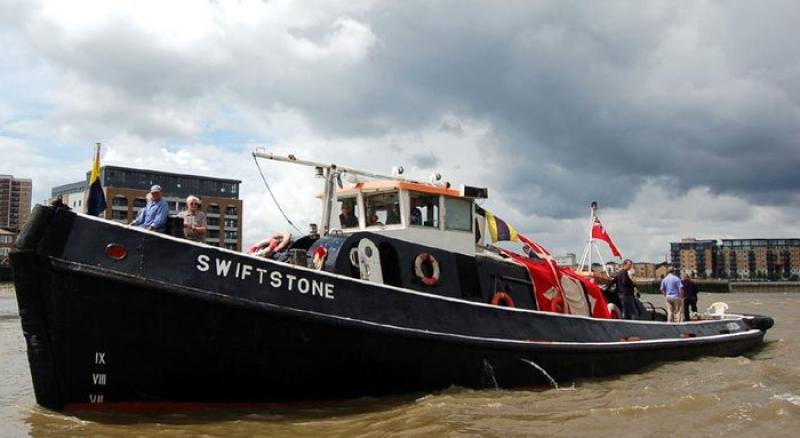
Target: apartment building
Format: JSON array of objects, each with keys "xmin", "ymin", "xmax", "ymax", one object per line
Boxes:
[{"xmin": 0, "ymin": 175, "xmax": 33, "ymax": 233}]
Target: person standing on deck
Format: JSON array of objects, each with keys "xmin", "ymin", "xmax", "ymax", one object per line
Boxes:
[
  {"xmin": 660, "ymin": 266, "xmax": 685, "ymax": 322},
  {"xmin": 682, "ymin": 273, "xmax": 699, "ymax": 321},
  {"xmin": 615, "ymin": 259, "xmax": 639, "ymax": 320},
  {"xmin": 130, "ymin": 185, "xmax": 169, "ymax": 232}
]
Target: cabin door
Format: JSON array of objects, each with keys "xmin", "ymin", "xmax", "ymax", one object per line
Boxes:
[{"xmin": 357, "ymin": 238, "xmax": 384, "ymax": 284}]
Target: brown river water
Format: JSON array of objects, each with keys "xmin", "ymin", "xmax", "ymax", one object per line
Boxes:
[{"xmin": 1, "ymin": 283, "xmax": 798, "ymax": 437}]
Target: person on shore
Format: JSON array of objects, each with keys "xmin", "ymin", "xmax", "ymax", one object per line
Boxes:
[
  {"xmin": 682, "ymin": 273, "xmax": 699, "ymax": 321},
  {"xmin": 614, "ymin": 259, "xmax": 639, "ymax": 320},
  {"xmin": 177, "ymin": 195, "xmax": 207, "ymax": 243},
  {"xmin": 660, "ymin": 266, "xmax": 685, "ymax": 322},
  {"xmin": 130, "ymin": 185, "xmax": 169, "ymax": 232}
]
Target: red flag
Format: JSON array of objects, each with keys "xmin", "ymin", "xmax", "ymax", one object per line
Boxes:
[{"xmin": 591, "ymin": 218, "xmax": 621, "ymax": 257}]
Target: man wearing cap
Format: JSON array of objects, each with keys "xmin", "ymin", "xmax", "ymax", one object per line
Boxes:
[{"xmin": 130, "ymin": 185, "xmax": 169, "ymax": 232}]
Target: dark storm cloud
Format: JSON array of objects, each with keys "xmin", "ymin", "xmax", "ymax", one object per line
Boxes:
[
  {"xmin": 8, "ymin": 1, "xmax": 800, "ymax": 218},
  {"xmin": 352, "ymin": 1, "xmax": 800, "ymax": 217}
]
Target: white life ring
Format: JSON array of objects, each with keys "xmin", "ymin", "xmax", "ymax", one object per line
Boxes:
[
  {"xmin": 414, "ymin": 253, "xmax": 440, "ymax": 286},
  {"xmin": 248, "ymin": 231, "xmax": 291, "ymax": 257}
]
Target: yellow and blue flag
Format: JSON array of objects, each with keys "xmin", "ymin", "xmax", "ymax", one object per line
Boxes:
[
  {"xmin": 485, "ymin": 210, "xmax": 519, "ymax": 243},
  {"xmin": 87, "ymin": 143, "xmax": 107, "ymax": 216}
]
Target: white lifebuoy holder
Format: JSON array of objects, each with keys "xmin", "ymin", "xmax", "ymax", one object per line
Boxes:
[
  {"xmin": 312, "ymin": 246, "xmax": 328, "ymax": 270},
  {"xmin": 414, "ymin": 253, "xmax": 440, "ymax": 286}
]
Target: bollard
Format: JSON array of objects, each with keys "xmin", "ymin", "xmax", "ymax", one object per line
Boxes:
[{"xmin": 290, "ymin": 249, "xmax": 308, "ymax": 267}]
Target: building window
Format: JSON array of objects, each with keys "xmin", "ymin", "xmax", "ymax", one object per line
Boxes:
[
  {"xmin": 133, "ymin": 197, "xmax": 147, "ymax": 208},
  {"xmin": 208, "ymin": 229, "xmax": 220, "ymax": 239},
  {"xmin": 225, "ymin": 205, "xmax": 238, "ymax": 216},
  {"xmin": 207, "ymin": 204, "xmax": 220, "ymax": 214},
  {"xmin": 224, "ymin": 231, "xmax": 238, "ymax": 240},
  {"xmin": 111, "ymin": 210, "xmax": 128, "ymax": 220},
  {"xmin": 111, "ymin": 196, "xmax": 128, "ymax": 207},
  {"xmin": 224, "ymin": 218, "xmax": 238, "ymax": 228},
  {"xmin": 207, "ymin": 217, "xmax": 220, "ymax": 226}
]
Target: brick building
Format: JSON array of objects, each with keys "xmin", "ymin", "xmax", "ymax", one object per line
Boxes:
[
  {"xmin": 52, "ymin": 166, "xmax": 243, "ymax": 251},
  {"xmin": 670, "ymin": 238, "xmax": 718, "ymax": 278},
  {"xmin": 0, "ymin": 228, "xmax": 15, "ymax": 266},
  {"xmin": 0, "ymin": 175, "xmax": 33, "ymax": 233},
  {"xmin": 670, "ymin": 237, "xmax": 800, "ymax": 280},
  {"xmin": 718, "ymin": 239, "xmax": 800, "ymax": 280}
]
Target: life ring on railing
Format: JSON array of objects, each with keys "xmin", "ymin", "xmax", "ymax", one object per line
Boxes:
[
  {"xmin": 550, "ymin": 295, "xmax": 565, "ymax": 313},
  {"xmin": 490, "ymin": 292, "xmax": 515, "ymax": 308},
  {"xmin": 414, "ymin": 253, "xmax": 440, "ymax": 286},
  {"xmin": 312, "ymin": 246, "xmax": 328, "ymax": 270},
  {"xmin": 248, "ymin": 231, "xmax": 291, "ymax": 257}
]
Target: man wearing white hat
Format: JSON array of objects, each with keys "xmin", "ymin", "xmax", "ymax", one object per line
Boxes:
[{"xmin": 130, "ymin": 185, "xmax": 169, "ymax": 232}]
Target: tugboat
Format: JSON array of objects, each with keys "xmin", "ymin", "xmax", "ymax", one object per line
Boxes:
[{"xmin": 11, "ymin": 150, "xmax": 773, "ymax": 412}]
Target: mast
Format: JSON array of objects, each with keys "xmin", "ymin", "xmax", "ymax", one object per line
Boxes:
[
  {"xmin": 252, "ymin": 149, "xmax": 418, "ymax": 235},
  {"xmin": 577, "ymin": 201, "xmax": 609, "ymax": 275}
]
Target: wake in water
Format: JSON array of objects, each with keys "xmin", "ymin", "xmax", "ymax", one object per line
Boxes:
[
  {"xmin": 482, "ymin": 359, "xmax": 499, "ymax": 390},
  {"xmin": 520, "ymin": 359, "xmax": 575, "ymax": 391}
]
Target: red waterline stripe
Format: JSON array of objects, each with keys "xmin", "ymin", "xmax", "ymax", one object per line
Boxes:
[{"xmin": 64, "ymin": 399, "xmax": 342, "ymax": 413}]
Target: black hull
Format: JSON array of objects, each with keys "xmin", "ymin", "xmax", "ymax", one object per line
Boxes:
[{"xmin": 12, "ymin": 207, "xmax": 771, "ymax": 411}]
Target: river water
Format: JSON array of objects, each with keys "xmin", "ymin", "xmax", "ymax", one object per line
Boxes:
[{"xmin": 1, "ymin": 284, "xmax": 798, "ymax": 437}]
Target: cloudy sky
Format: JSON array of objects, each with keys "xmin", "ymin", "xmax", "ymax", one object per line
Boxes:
[{"xmin": 1, "ymin": 0, "xmax": 798, "ymax": 262}]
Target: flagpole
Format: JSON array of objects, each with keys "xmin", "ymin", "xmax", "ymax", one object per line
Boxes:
[{"xmin": 577, "ymin": 202, "xmax": 596, "ymax": 273}]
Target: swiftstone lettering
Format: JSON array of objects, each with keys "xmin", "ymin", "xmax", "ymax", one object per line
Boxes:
[{"xmin": 195, "ymin": 254, "xmax": 334, "ymax": 300}]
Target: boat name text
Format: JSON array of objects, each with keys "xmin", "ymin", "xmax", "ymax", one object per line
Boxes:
[{"xmin": 196, "ymin": 254, "xmax": 334, "ymax": 300}]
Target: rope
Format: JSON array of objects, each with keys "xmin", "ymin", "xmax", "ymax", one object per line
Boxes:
[{"xmin": 252, "ymin": 155, "xmax": 303, "ymax": 235}]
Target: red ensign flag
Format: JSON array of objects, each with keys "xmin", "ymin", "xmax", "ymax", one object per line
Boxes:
[{"xmin": 591, "ymin": 218, "xmax": 622, "ymax": 257}]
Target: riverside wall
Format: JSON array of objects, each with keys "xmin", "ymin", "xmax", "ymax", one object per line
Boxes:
[{"xmin": 635, "ymin": 279, "xmax": 800, "ymax": 294}]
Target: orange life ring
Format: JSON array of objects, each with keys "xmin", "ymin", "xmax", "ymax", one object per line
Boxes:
[
  {"xmin": 550, "ymin": 295, "xmax": 565, "ymax": 313},
  {"xmin": 414, "ymin": 253, "xmax": 440, "ymax": 286},
  {"xmin": 490, "ymin": 292, "xmax": 515, "ymax": 308}
]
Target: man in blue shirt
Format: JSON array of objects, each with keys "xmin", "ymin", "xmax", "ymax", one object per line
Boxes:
[
  {"xmin": 659, "ymin": 266, "xmax": 685, "ymax": 322},
  {"xmin": 131, "ymin": 185, "xmax": 169, "ymax": 232}
]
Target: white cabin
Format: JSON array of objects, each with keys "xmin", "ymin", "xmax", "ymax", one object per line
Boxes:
[{"xmin": 324, "ymin": 180, "xmax": 487, "ymax": 255}]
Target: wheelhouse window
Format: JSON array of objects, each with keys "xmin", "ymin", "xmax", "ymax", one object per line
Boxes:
[
  {"xmin": 338, "ymin": 197, "xmax": 359, "ymax": 229},
  {"xmin": 364, "ymin": 192, "xmax": 400, "ymax": 227},
  {"xmin": 444, "ymin": 197, "xmax": 472, "ymax": 231},
  {"xmin": 409, "ymin": 192, "xmax": 439, "ymax": 228}
]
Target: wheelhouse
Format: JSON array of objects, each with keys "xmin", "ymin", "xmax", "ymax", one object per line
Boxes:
[{"xmin": 325, "ymin": 181, "xmax": 486, "ymax": 255}]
